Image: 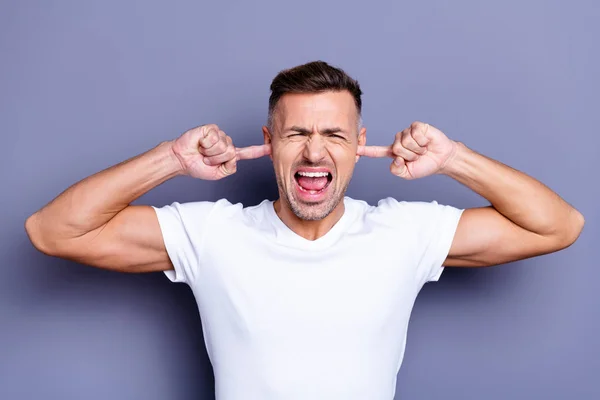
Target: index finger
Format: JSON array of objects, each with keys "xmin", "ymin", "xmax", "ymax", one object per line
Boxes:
[
  {"xmin": 236, "ymin": 144, "xmax": 272, "ymax": 160},
  {"xmin": 357, "ymin": 145, "xmax": 393, "ymax": 158}
]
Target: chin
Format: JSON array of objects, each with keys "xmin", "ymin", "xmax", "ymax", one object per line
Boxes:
[
  {"xmin": 288, "ymin": 195, "xmax": 342, "ymax": 221},
  {"xmin": 275, "ymin": 172, "xmax": 348, "ymax": 221}
]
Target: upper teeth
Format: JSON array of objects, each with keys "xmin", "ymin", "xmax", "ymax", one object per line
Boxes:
[{"xmin": 298, "ymin": 171, "xmax": 329, "ymax": 177}]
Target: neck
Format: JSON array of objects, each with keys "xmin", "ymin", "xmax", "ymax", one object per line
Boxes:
[{"xmin": 273, "ymin": 198, "xmax": 345, "ymax": 241}]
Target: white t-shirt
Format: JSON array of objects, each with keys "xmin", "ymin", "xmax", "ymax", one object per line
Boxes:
[{"xmin": 153, "ymin": 197, "xmax": 463, "ymax": 400}]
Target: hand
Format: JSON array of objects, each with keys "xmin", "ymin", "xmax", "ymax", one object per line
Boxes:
[
  {"xmin": 171, "ymin": 124, "xmax": 271, "ymax": 180},
  {"xmin": 357, "ymin": 121, "xmax": 458, "ymax": 179}
]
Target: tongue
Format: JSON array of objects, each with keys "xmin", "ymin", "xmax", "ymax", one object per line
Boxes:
[{"xmin": 297, "ymin": 176, "xmax": 328, "ymax": 191}]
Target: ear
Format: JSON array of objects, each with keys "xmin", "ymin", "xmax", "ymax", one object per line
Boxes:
[
  {"xmin": 262, "ymin": 126, "xmax": 273, "ymax": 161},
  {"xmin": 355, "ymin": 126, "xmax": 367, "ymax": 163}
]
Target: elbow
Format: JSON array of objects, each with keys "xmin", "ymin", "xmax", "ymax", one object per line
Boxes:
[
  {"xmin": 25, "ymin": 213, "xmax": 58, "ymax": 256},
  {"xmin": 570, "ymin": 209, "xmax": 585, "ymax": 242},
  {"xmin": 555, "ymin": 209, "xmax": 585, "ymax": 250}
]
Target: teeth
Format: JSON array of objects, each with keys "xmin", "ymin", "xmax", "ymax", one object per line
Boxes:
[{"xmin": 297, "ymin": 171, "xmax": 329, "ymax": 178}]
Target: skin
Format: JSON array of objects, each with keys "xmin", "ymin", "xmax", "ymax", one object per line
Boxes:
[
  {"xmin": 357, "ymin": 122, "xmax": 585, "ymax": 266},
  {"xmin": 24, "ymin": 90, "xmax": 584, "ymax": 272},
  {"xmin": 262, "ymin": 91, "xmax": 366, "ymax": 239}
]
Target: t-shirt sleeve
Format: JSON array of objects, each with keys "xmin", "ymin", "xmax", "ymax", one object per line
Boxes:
[
  {"xmin": 410, "ymin": 201, "xmax": 464, "ymax": 284},
  {"xmin": 152, "ymin": 201, "xmax": 217, "ymax": 286},
  {"xmin": 376, "ymin": 198, "xmax": 464, "ymax": 285}
]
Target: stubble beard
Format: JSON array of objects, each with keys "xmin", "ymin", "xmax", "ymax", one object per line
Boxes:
[{"xmin": 276, "ymin": 174, "xmax": 350, "ymax": 221}]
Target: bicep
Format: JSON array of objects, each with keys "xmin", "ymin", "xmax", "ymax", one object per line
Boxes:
[
  {"xmin": 444, "ymin": 207, "xmax": 557, "ymax": 267},
  {"xmin": 65, "ymin": 205, "xmax": 173, "ymax": 273}
]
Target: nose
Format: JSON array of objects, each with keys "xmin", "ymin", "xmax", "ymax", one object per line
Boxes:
[{"xmin": 302, "ymin": 134, "xmax": 327, "ymax": 163}]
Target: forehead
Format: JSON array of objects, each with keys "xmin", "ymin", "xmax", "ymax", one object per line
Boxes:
[{"xmin": 275, "ymin": 91, "xmax": 358, "ymax": 129}]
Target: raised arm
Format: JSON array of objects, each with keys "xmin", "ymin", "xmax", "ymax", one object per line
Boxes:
[
  {"xmin": 25, "ymin": 124, "xmax": 270, "ymax": 273},
  {"xmin": 358, "ymin": 122, "xmax": 584, "ymax": 267},
  {"xmin": 440, "ymin": 142, "xmax": 584, "ymax": 266}
]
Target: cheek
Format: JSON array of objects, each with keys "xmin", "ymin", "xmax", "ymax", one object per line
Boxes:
[
  {"xmin": 272, "ymin": 144, "xmax": 301, "ymax": 175},
  {"xmin": 329, "ymin": 145, "xmax": 357, "ymax": 173}
]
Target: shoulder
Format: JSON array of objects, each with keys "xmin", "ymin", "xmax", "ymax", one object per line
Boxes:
[
  {"xmin": 152, "ymin": 198, "xmax": 275, "ymax": 240},
  {"xmin": 375, "ymin": 197, "xmax": 454, "ymax": 216},
  {"xmin": 154, "ymin": 198, "xmax": 272, "ymax": 216},
  {"xmin": 174, "ymin": 198, "xmax": 275, "ymax": 225},
  {"xmin": 152, "ymin": 198, "xmax": 254, "ymax": 228},
  {"xmin": 345, "ymin": 196, "xmax": 462, "ymax": 227},
  {"xmin": 345, "ymin": 196, "xmax": 454, "ymax": 215},
  {"xmin": 153, "ymin": 198, "xmax": 235, "ymax": 218}
]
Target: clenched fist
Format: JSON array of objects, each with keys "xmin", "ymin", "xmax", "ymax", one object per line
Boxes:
[
  {"xmin": 357, "ymin": 121, "xmax": 458, "ymax": 179},
  {"xmin": 171, "ymin": 124, "xmax": 271, "ymax": 180}
]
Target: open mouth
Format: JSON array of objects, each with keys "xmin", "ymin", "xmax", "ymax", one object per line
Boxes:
[{"xmin": 294, "ymin": 170, "xmax": 333, "ymax": 195}]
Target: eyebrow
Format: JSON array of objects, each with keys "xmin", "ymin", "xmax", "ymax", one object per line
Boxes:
[
  {"xmin": 287, "ymin": 126, "xmax": 311, "ymax": 134},
  {"xmin": 285, "ymin": 126, "xmax": 347, "ymax": 135}
]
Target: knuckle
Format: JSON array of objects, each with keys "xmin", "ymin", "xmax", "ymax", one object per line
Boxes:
[
  {"xmin": 413, "ymin": 129, "xmax": 425, "ymax": 140},
  {"xmin": 208, "ymin": 132, "xmax": 219, "ymax": 145},
  {"xmin": 226, "ymin": 146, "xmax": 236, "ymax": 159},
  {"xmin": 204, "ymin": 123, "xmax": 219, "ymax": 131},
  {"xmin": 199, "ymin": 125, "xmax": 216, "ymax": 138},
  {"xmin": 411, "ymin": 121, "xmax": 423, "ymax": 130},
  {"xmin": 214, "ymin": 138, "xmax": 226, "ymax": 150},
  {"xmin": 200, "ymin": 131, "xmax": 216, "ymax": 145}
]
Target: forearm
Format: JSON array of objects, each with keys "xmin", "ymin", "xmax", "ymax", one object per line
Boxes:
[
  {"xmin": 26, "ymin": 140, "xmax": 183, "ymax": 244},
  {"xmin": 442, "ymin": 142, "xmax": 584, "ymax": 242}
]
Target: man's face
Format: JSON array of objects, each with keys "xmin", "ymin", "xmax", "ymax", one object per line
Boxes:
[{"xmin": 263, "ymin": 91, "xmax": 366, "ymax": 221}]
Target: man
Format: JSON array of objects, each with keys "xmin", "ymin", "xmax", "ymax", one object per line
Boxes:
[{"xmin": 25, "ymin": 61, "xmax": 584, "ymax": 399}]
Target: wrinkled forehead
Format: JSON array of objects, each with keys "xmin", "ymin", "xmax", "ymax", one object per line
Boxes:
[{"xmin": 273, "ymin": 91, "xmax": 359, "ymax": 133}]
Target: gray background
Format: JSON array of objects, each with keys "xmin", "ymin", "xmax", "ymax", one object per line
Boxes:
[{"xmin": 1, "ymin": 0, "xmax": 598, "ymax": 399}]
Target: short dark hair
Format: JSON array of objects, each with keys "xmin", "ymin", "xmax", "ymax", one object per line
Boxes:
[{"xmin": 267, "ymin": 60, "xmax": 363, "ymax": 128}]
